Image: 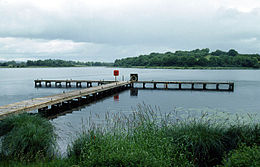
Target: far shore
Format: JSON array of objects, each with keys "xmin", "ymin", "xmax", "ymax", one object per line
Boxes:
[
  {"xmin": 114, "ymin": 65, "xmax": 260, "ymax": 70},
  {"xmin": 0, "ymin": 65, "xmax": 259, "ymax": 70}
]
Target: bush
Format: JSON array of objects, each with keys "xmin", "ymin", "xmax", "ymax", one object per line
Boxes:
[
  {"xmin": 165, "ymin": 122, "xmax": 227, "ymax": 167},
  {"xmin": 0, "ymin": 113, "xmax": 56, "ymax": 161},
  {"xmin": 68, "ymin": 105, "xmax": 260, "ymax": 167},
  {"xmin": 224, "ymin": 124, "xmax": 260, "ymax": 148},
  {"xmin": 69, "ymin": 127, "xmax": 192, "ymax": 166},
  {"xmin": 222, "ymin": 145, "xmax": 260, "ymax": 167}
]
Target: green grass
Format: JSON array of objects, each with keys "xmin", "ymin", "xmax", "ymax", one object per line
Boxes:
[
  {"xmin": 67, "ymin": 105, "xmax": 260, "ymax": 167},
  {"xmin": 0, "ymin": 158, "xmax": 75, "ymax": 167},
  {"xmin": 0, "ymin": 106, "xmax": 260, "ymax": 166},
  {"xmin": 0, "ymin": 113, "xmax": 56, "ymax": 162},
  {"xmin": 221, "ymin": 145, "xmax": 260, "ymax": 167}
]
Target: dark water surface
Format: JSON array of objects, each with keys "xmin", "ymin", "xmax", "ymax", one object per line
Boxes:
[{"xmin": 1, "ymin": 67, "xmax": 260, "ymax": 155}]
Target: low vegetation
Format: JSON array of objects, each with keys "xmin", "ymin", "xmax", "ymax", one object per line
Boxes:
[
  {"xmin": 114, "ymin": 48, "xmax": 260, "ymax": 68},
  {"xmin": 0, "ymin": 114, "xmax": 56, "ymax": 163},
  {"xmin": 222, "ymin": 145, "xmax": 260, "ymax": 166},
  {"xmin": 0, "ymin": 105, "xmax": 259, "ymax": 166}
]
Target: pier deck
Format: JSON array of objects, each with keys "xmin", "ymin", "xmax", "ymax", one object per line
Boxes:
[
  {"xmin": 0, "ymin": 81, "xmax": 131, "ymax": 118},
  {"xmin": 34, "ymin": 79, "xmax": 115, "ymax": 88},
  {"xmin": 134, "ymin": 81, "xmax": 234, "ymax": 91},
  {"xmin": 35, "ymin": 79, "xmax": 234, "ymax": 91}
]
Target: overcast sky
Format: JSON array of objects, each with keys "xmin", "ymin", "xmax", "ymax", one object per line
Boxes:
[{"xmin": 0, "ymin": 0, "xmax": 260, "ymax": 62}]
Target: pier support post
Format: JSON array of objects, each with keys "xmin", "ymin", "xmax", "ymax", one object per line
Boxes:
[
  {"xmin": 191, "ymin": 83, "xmax": 194, "ymax": 90},
  {"xmin": 179, "ymin": 83, "xmax": 182, "ymax": 89},
  {"xmin": 87, "ymin": 82, "xmax": 91, "ymax": 88},
  {"xmin": 216, "ymin": 84, "xmax": 219, "ymax": 90},
  {"xmin": 229, "ymin": 83, "xmax": 234, "ymax": 91},
  {"xmin": 55, "ymin": 82, "xmax": 61, "ymax": 87},
  {"xmin": 154, "ymin": 83, "xmax": 157, "ymax": 89},
  {"xmin": 143, "ymin": 83, "xmax": 145, "ymax": 88},
  {"xmin": 203, "ymin": 83, "xmax": 207, "ymax": 90},
  {"xmin": 46, "ymin": 81, "xmax": 51, "ymax": 87},
  {"xmin": 165, "ymin": 83, "xmax": 168, "ymax": 89},
  {"xmin": 35, "ymin": 81, "xmax": 42, "ymax": 87},
  {"xmin": 66, "ymin": 82, "xmax": 71, "ymax": 88},
  {"xmin": 76, "ymin": 82, "xmax": 82, "ymax": 88}
]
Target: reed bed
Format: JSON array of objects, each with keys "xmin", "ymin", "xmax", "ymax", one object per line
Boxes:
[{"xmin": 0, "ymin": 104, "xmax": 259, "ymax": 166}]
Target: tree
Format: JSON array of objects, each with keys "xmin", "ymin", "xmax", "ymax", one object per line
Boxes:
[
  {"xmin": 228, "ymin": 49, "xmax": 238, "ymax": 57},
  {"xmin": 197, "ymin": 57, "xmax": 208, "ymax": 66},
  {"xmin": 211, "ymin": 50, "xmax": 227, "ymax": 56}
]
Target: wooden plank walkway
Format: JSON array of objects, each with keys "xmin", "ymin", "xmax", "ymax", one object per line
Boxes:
[
  {"xmin": 34, "ymin": 79, "xmax": 115, "ymax": 87},
  {"xmin": 0, "ymin": 81, "xmax": 131, "ymax": 118},
  {"xmin": 35, "ymin": 79, "xmax": 234, "ymax": 91}
]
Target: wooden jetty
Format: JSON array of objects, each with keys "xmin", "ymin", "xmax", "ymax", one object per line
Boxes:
[
  {"xmin": 34, "ymin": 79, "xmax": 115, "ymax": 88},
  {"xmin": 0, "ymin": 81, "xmax": 132, "ymax": 118},
  {"xmin": 35, "ymin": 79, "xmax": 234, "ymax": 91},
  {"xmin": 0, "ymin": 77, "xmax": 235, "ymax": 118},
  {"xmin": 133, "ymin": 81, "xmax": 234, "ymax": 91}
]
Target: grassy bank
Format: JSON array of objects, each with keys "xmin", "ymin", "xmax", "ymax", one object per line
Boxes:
[{"xmin": 0, "ymin": 106, "xmax": 260, "ymax": 166}]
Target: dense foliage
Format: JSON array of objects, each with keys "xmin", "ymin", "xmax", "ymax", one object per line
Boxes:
[
  {"xmin": 0, "ymin": 59, "xmax": 113, "ymax": 67},
  {"xmin": 222, "ymin": 145, "xmax": 260, "ymax": 166},
  {"xmin": 114, "ymin": 48, "xmax": 260, "ymax": 68}
]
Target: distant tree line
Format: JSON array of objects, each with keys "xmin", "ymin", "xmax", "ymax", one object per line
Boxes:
[
  {"xmin": 0, "ymin": 59, "xmax": 113, "ymax": 68},
  {"xmin": 114, "ymin": 49, "xmax": 260, "ymax": 68}
]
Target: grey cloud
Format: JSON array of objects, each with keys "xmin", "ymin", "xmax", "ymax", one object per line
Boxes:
[{"xmin": 0, "ymin": 0, "xmax": 260, "ymax": 61}]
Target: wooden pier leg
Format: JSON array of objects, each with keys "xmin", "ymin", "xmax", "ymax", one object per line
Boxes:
[
  {"xmin": 143, "ymin": 83, "xmax": 145, "ymax": 88},
  {"xmin": 216, "ymin": 84, "xmax": 219, "ymax": 90},
  {"xmin": 35, "ymin": 81, "xmax": 42, "ymax": 87},
  {"xmin": 55, "ymin": 82, "xmax": 62, "ymax": 87},
  {"xmin": 55, "ymin": 82, "xmax": 61, "ymax": 87},
  {"xmin": 76, "ymin": 82, "xmax": 82, "ymax": 88},
  {"xmin": 203, "ymin": 83, "xmax": 207, "ymax": 90},
  {"xmin": 165, "ymin": 83, "xmax": 168, "ymax": 89},
  {"xmin": 46, "ymin": 81, "xmax": 51, "ymax": 87},
  {"xmin": 179, "ymin": 83, "xmax": 182, "ymax": 89},
  {"xmin": 154, "ymin": 83, "xmax": 157, "ymax": 89},
  {"xmin": 229, "ymin": 83, "xmax": 234, "ymax": 91},
  {"xmin": 90, "ymin": 82, "xmax": 92, "ymax": 87},
  {"xmin": 66, "ymin": 82, "xmax": 71, "ymax": 88},
  {"xmin": 191, "ymin": 83, "xmax": 194, "ymax": 90}
]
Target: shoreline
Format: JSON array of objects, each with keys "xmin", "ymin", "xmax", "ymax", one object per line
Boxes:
[{"xmin": 0, "ymin": 65, "xmax": 259, "ymax": 70}]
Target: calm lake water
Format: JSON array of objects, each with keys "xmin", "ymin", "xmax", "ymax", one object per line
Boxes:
[{"xmin": 1, "ymin": 67, "xmax": 260, "ymax": 155}]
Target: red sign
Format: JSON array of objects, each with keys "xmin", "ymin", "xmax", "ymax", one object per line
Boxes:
[{"xmin": 114, "ymin": 70, "xmax": 119, "ymax": 76}]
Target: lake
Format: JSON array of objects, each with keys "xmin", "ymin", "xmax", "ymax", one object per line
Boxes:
[{"xmin": 1, "ymin": 67, "xmax": 260, "ymax": 155}]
